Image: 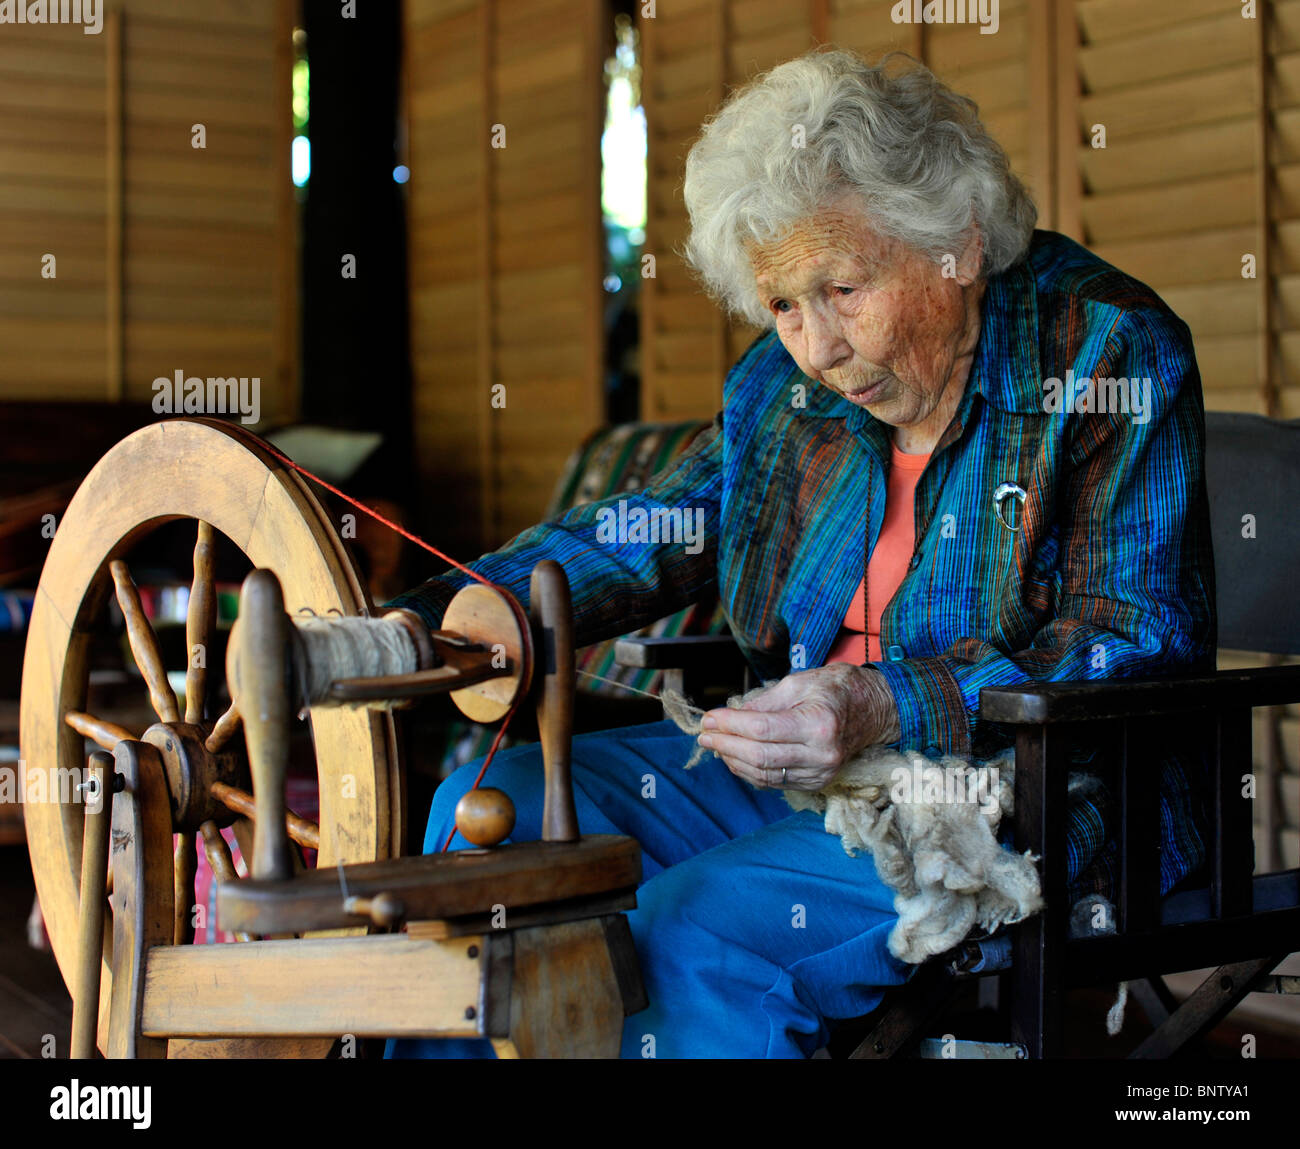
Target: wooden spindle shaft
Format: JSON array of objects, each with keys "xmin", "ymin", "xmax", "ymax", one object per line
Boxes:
[
  {"xmin": 109, "ymin": 559, "xmax": 181, "ymax": 725},
  {"xmin": 530, "ymin": 561, "xmax": 578, "ymax": 843},
  {"xmin": 210, "ymin": 780, "xmax": 320, "ymax": 852},
  {"xmin": 227, "ymin": 570, "xmax": 292, "ymax": 881},
  {"xmin": 71, "ymin": 752, "xmax": 114, "ymax": 1059},
  {"xmin": 65, "ymin": 710, "xmax": 135, "ymax": 751},
  {"xmin": 185, "ymin": 521, "xmax": 216, "ymax": 724}
]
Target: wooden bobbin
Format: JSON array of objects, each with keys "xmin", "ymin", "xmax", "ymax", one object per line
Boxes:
[{"xmin": 441, "ymin": 583, "xmax": 533, "ymax": 724}]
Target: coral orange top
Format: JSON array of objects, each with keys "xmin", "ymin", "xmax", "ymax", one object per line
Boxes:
[{"xmin": 825, "ymin": 443, "xmax": 931, "ymax": 666}]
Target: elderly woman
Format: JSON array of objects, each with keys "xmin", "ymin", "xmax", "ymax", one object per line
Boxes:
[{"xmin": 387, "ymin": 49, "xmax": 1213, "ymax": 1058}]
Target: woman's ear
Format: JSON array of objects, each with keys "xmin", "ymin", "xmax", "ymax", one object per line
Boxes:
[{"xmin": 952, "ymin": 223, "xmax": 983, "ymax": 286}]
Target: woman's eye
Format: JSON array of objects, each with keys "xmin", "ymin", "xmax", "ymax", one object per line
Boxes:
[
  {"xmin": 772, "ymin": 299, "xmax": 793, "ymax": 315},
  {"xmin": 834, "ymin": 286, "xmax": 855, "ymax": 296}
]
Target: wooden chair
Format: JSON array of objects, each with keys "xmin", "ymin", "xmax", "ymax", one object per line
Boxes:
[{"xmin": 617, "ymin": 410, "xmax": 1300, "ymax": 1058}]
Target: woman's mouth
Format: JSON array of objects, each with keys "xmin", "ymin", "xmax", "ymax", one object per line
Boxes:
[{"xmin": 841, "ymin": 377, "xmax": 889, "ymax": 405}]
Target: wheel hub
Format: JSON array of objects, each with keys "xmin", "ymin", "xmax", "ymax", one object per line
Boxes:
[{"xmin": 141, "ymin": 722, "xmax": 249, "ymax": 833}]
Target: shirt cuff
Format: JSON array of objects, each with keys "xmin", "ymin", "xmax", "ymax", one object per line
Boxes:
[{"xmin": 871, "ymin": 655, "xmax": 973, "ymax": 759}]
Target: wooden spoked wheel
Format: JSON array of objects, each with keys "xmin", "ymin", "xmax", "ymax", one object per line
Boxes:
[{"xmin": 20, "ymin": 418, "xmax": 400, "ymax": 1055}]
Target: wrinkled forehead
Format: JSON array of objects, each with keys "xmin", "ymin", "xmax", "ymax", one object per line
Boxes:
[{"xmin": 746, "ymin": 204, "xmax": 899, "ymax": 292}]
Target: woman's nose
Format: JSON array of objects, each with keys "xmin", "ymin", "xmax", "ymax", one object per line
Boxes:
[{"xmin": 804, "ymin": 313, "xmax": 850, "ymax": 373}]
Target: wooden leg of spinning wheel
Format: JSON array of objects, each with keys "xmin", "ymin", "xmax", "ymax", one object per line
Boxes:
[
  {"xmin": 107, "ymin": 741, "xmax": 173, "ymax": 1059},
  {"xmin": 504, "ymin": 919, "xmax": 626, "ymax": 1058},
  {"xmin": 71, "ymin": 752, "xmax": 113, "ymax": 1059}
]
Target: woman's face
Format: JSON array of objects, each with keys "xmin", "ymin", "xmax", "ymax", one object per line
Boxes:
[{"xmin": 749, "ymin": 199, "xmax": 985, "ymax": 450}]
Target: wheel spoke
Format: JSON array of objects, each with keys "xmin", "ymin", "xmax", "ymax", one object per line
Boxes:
[
  {"xmin": 184, "ymin": 521, "xmax": 216, "ymax": 724},
  {"xmin": 64, "ymin": 710, "xmax": 135, "ymax": 751},
  {"xmin": 199, "ymin": 821, "xmax": 252, "ymax": 943},
  {"xmin": 109, "ymin": 559, "xmax": 180, "ymax": 725},
  {"xmin": 210, "ymin": 780, "xmax": 320, "ymax": 851},
  {"xmin": 204, "ymin": 703, "xmax": 241, "ymax": 753},
  {"xmin": 173, "ymin": 833, "xmax": 197, "ymax": 945}
]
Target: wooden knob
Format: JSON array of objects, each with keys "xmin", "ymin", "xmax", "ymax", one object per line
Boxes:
[
  {"xmin": 454, "ymin": 787, "xmax": 516, "ymax": 847},
  {"xmin": 342, "ymin": 892, "xmax": 406, "ymax": 928}
]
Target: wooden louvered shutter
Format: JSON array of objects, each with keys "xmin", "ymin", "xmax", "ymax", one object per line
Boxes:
[
  {"xmin": 1064, "ymin": 0, "xmax": 1269, "ymax": 416},
  {"xmin": 0, "ymin": 0, "xmax": 294, "ymax": 417},
  {"xmin": 404, "ymin": 0, "xmax": 605, "ymax": 554}
]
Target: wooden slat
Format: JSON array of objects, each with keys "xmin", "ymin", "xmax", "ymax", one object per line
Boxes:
[
  {"xmin": 0, "ymin": 76, "xmax": 104, "ymax": 116},
  {"xmin": 125, "ymin": 19, "xmax": 275, "ymax": 65},
  {"xmin": 727, "ymin": 26, "xmax": 813, "ymax": 81},
  {"xmin": 1272, "ymin": 161, "xmax": 1300, "ymax": 220},
  {"xmin": 1161, "ymin": 281, "xmax": 1260, "ymax": 338},
  {"xmin": 652, "ymin": 48, "xmax": 719, "ymax": 100},
  {"xmin": 1075, "ymin": 0, "xmax": 1231, "ymax": 45},
  {"xmin": 1077, "ymin": 10, "xmax": 1253, "ymax": 92},
  {"xmin": 1272, "ymin": 273, "xmax": 1300, "ymax": 329},
  {"xmin": 927, "ymin": 14, "xmax": 1026, "ymax": 74},
  {"xmin": 1079, "ymin": 64, "xmax": 1255, "ymax": 140},
  {"xmin": 1194, "ymin": 335, "xmax": 1263, "ymax": 393},
  {"xmin": 1274, "ymin": 218, "xmax": 1300, "ymax": 272},
  {"xmin": 1081, "ymin": 118, "xmax": 1255, "ymax": 194},
  {"xmin": 945, "ymin": 60, "xmax": 1025, "ymax": 116},
  {"xmin": 654, "ymin": 9, "xmax": 719, "ymax": 57},
  {"xmin": 1081, "ymin": 171, "xmax": 1256, "ymax": 243},
  {"xmin": 1091, "ymin": 227, "xmax": 1256, "ymax": 289},
  {"xmin": 407, "ymin": 0, "xmax": 480, "ymax": 24}
]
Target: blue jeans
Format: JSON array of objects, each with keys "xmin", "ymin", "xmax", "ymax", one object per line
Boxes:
[{"xmin": 386, "ymin": 718, "xmax": 914, "ymax": 1059}]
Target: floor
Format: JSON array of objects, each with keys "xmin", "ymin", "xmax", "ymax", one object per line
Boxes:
[
  {"xmin": 0, "ymin": 847, "xmax": 70, "ymax": 1058},
  {"xmin": 2, "ymin": 842, "xmax": 1296, "ymax": 1059}
]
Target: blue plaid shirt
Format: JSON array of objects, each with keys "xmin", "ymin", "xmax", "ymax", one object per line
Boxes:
[{"xmin": 391, "ymin": 230, "xmax": 1216, "ymax": 906}]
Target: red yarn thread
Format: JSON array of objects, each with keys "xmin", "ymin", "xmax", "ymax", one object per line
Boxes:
[{"xmin": 258, "ymin": 439, "xmax": 516, "ymax": 852}]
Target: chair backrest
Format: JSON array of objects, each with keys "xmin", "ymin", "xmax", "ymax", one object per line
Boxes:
[{"xmin": 1204, "ymin": 411, "xmax": 1300, "ymax": 655}]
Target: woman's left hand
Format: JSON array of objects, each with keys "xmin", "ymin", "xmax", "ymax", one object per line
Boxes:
[{"xmin": 697, "ymin": 663, "xmax": 900, "ymax": 791}]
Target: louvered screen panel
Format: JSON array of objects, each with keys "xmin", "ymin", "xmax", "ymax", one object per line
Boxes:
[
  {"xmin": 490, "ymin": 0, "xmax": 603, "ymax": 541},
  {"xmin": 405, "ymin": 0, "xmax": 603, "ymax": 551},
  {"xmin": 641, "ymin": 0, "xmax": 730, "ymax": 419},
  {"xmin": 121, "ymin": 0, "xmax": 288, "ymax": 421},
  {"xmin": 922, "ymin": 0, "xmax": 1034, "ymax": 203},
  {"xmin": 0, "ymin": 0, "xmax": 292, "ymax": 419},
  {"xmin": 0, "ymin": 22, "xmax": 107, "ymax": 396},
  {"xmin": 407, "ymin": 0, "xmax": 487, "ymax": 557},
  {"xmin": 1071, "ymin": 0, "xmax": 1267, "ymax": 415}
]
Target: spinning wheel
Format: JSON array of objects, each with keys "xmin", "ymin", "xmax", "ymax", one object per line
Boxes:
[{"xmin": 21, "ymin": 418, "xmax": 644, "ymax": 1059}]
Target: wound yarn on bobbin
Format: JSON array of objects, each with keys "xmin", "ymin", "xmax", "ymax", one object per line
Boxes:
[{"xmin": 293, "ymin": 615, "xmax": 420, "ymax": 708}]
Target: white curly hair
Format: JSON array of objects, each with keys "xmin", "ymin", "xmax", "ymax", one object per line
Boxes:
[{"xmin": 682, "ymin": 49, "xmax": 1037, "ymax": 327}]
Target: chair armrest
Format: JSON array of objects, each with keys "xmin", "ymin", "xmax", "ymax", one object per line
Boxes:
[
  {"xmin": 613, "ymin": 634, "xmax": 750, "ymax": 699},
  {"xmin": 980, "ymin": 664, "xmax": 1300, "ymax": 725},
  {"xmin": 613, "ymin": 634, "xmax": 743, "ymax": 671}
]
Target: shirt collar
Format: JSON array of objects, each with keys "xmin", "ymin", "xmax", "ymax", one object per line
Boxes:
[{"xmin": 791, "ymin": 248, "xmax": 1044, "ymax": 422}]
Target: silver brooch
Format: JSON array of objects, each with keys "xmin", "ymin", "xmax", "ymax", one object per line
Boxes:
[{"xmin": 993, "ymin": 482, "xmax": 1027, "ymax": 532}]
